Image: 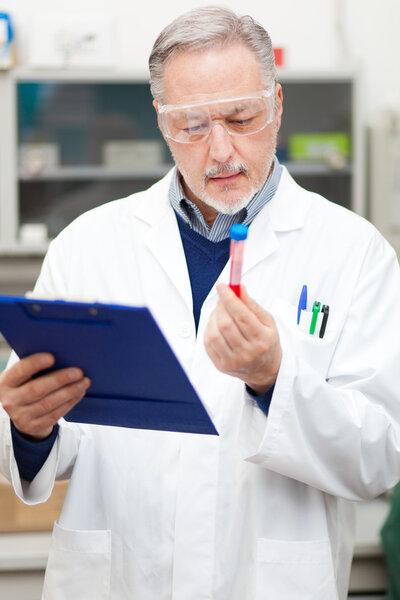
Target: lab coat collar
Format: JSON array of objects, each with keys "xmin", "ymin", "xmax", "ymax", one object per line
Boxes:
[
  {"xmin": 130, "ymin": 165, "xmax": 309, "ymax": 233},
  {"xmin": 264, "ymin": 166, "xmax": 311, "ymax": 232},
  {"xmin": 128, "ymin": 166, "xmax": 310, "ymax": 307},
  {"xmin": 229, "ymin": 166, "xmax": 309, "ymax": 283},
  {"xmin": 129, "ymin": 167, "xmax": 177, "ymax": 226},
  {"xmin": 129, "ymin": 169, "xmax": 193, "ymax": 309}
]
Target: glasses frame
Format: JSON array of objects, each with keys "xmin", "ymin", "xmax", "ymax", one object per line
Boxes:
[{"xmin": 158, "ymin": 88, "xmax": 275, "ymax": 144}]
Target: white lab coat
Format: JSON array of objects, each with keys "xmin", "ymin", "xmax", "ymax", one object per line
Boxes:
[{"xmin": 1, "ymin": 166, "xmax": 400, "ymax": 600}]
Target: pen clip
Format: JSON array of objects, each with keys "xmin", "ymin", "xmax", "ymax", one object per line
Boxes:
[
  {"xmin": 309, "ymin": 301, "xmax": 321, "ymax": 335},
  {"xmin": 319, "ymin": 305, "xmax": 330, "ymax": 338}
]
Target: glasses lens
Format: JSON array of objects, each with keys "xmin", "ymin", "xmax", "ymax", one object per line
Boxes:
[
  {"xmin": 165, "ymin": 106, "xmax": 211, "ymax": 143},
  {"xmin": 219, "ymin": 96, "xmax": 272, "ymax": 136},
  {"xmin": 163, "ymin": 93, "xmax": 274, "ymax": 143}
]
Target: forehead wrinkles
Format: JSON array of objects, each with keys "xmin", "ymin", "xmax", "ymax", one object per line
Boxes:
[
  {"xmin": 206, "ymin": 99, "xmax": 250, "ymax": 118},
  {"xmin": 219, "ymin": 101, "xmax": 249, "ymax": 116}
]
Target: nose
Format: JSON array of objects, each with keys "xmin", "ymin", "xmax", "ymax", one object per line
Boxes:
[{"xmin": 208, "ymin": 122, "xmax": 235, "ymax": 164}]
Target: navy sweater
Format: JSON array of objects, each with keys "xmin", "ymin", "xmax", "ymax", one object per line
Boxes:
[{"xmin": 12, "ymin": 215, "xmax": 274, "ymax": 481}]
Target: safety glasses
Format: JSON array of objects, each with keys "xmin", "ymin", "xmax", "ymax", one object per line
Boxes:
[{"xmin": 158, "ymin": 89, "xmax": 275, "ymax": 144}]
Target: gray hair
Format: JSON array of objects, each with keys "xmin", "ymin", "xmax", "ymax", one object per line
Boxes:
[{"xmin": 149, "ymin": 6, "xmax": 277, "ymax": 104}]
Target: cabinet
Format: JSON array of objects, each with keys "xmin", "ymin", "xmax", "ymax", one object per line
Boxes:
[
  {"xmin": 0, "ymin": 68, "xmax": 364, "ymax": 257},
  {"xmin": 277, "ymin": 70, "xmax": 364, "ymax": 216}
]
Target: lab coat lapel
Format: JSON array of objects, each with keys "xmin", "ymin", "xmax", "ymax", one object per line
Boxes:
[
  {"xmin": 207, "ymin": 167, "xmax": 306, "ymax": 299},
  {"xmin": 241, "ymin": 208, "xmax": 279, "ymax": 277},
  {"xmin": 241, "ymin": 166, "xmax": 307, "ymax": 278},
  {"xmin": 132, "ymin": 171, "xmax": 193, "ymax": 312},
  {"xmin": 145, "ymin": 209, "xmax": 192, "ymax": 309}
]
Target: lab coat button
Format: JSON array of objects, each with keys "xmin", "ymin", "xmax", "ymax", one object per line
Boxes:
[{"xmin": 179, "ymin": 323, "xmax": 191, "ymax": 338}]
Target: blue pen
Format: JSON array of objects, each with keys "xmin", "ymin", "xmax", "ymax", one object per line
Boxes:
[{"xmin": 297, "ymin": 285, "xmax": 308, "ymax": 324}]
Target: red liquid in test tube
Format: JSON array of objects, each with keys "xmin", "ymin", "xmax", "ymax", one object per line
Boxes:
[{"xmin": 229, "ymin": 224, "xmax": 248, "ymax": 298}]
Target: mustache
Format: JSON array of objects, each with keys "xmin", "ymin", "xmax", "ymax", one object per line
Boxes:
[{"xmin": 204, "ymin": 162, "xmax": 249, "ymax": 181}]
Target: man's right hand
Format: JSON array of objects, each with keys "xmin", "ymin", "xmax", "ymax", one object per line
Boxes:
[{"xmin": 0, "ymin": 353, "xmax": 90, "ymax": 440}]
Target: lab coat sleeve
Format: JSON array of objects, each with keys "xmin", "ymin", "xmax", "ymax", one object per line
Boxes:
[
  {"xmin": 0, "ymin": 405, "xmax": 80, "ymax": 504},
  {"xmin": 238, "ymin": 232, "xmax": 400, "ymax": 501},
  {"xmin": 0, "ymin": 236, "xmax": 83, "ymax": 504}
]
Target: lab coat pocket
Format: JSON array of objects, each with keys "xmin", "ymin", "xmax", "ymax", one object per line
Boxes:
[
  {"xmin": 255, "ymin": 538, "xmax": 337, "ymax": 599},
  {"xmin": 271, "ymin": 298, "xmax": 344, "ymax": 375},
  {"xmin": 42, "ymin": 520, "xmax": 112, "ymax": 600}
]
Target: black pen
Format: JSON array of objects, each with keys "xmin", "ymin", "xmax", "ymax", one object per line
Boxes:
[{"xmin": 319, "ymin": 305, "xmax": 330, "ymax": 338}]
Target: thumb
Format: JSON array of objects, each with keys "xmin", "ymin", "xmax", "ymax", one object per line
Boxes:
[{"xmin": 240, "ymin": 286, "xmax": 273, "ymax": 327}]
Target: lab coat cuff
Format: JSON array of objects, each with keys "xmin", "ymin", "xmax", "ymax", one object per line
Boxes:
[
  {"xmin": 244, "ymin": 384, "xmax": 274, "ymax": 416},
  {"xmin": 11, "ymin": 421, "xmax": 59, "ymax": 482},
  {"xmin": 10, "ymin": 433, "xmax": 60, "ymax": 505},
  {"xmin": 8, "ymin": 419, "xmax": 76, "ymax": 506},
  {"xmin": 238, "ymin": 342, "xmax": 296, "ymax": 463}
]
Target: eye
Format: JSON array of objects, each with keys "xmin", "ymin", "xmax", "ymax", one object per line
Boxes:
[
  {"xmin": 183, "ymin": 122, "xmax": 208, "ymax": 133},
  {"xmin": 229, "ymin": 117, "xmax": 253, "ymax": 126}
]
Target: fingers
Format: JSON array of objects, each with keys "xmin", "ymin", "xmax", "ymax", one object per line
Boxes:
[
  {"xmin": 17, "ymin": 367, "xmax": 86, "ymax": 407},
  {"xmin": 204, "ymin": 311, "xmax": 232, "ymax": 366},
  {"xmin": 210, "ymin": 304, "xmax": 244, "ymax": 355},
  {"xmin": 3, "ymin": 353, "xmax": 55, "ymax": 387},
  {"xmin": 0, "ymin": 353, "xmax": 91, "ymax": 439},
  {"xmin": 204, "ymin": 288, "xmax": 257, "ymax": 373},
  {"xmin": 204, "ymin": 283, "xmax": 282, "ymax": 391},
  {"xmin": 215, "ymin": 283, "xmax": 272, "ymax": 342},
  {"xmin": 240, "ymin": 286, "xmax": 275, "ymax": 328},
  {"xmin": 18, "ymin": 376, "xmax": 91, "ymax": 416},
  {"xmin": 11, "ymin": 380, "xmax": 90, "ymax": 438}
]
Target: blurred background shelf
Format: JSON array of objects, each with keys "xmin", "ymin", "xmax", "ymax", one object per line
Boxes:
[
  {"xmin": 0, "ymin": 68, "xmax": 364, "ymax": 258},
  {"xmin": 18, "ymin": 165, "xmax": 173, "ymax": 181}
]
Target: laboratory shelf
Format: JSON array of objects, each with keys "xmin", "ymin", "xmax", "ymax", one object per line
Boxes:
[
  {"xmin": 19, "ymin": 165, "xmax": 173, "ymax": 181},
  {"xmin": 0, "ymin": 68, "xmax": 364, "ymax": 255},
  {"xmin": 283, "ymin": 161, "xmax": 352, "ymax": 177}
]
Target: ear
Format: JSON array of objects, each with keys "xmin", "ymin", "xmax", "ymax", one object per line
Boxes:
[
  {"xmin": 274, "ymin": 83, "xmax": 283, "ymax": 133},
  {"xmin": 153, "ymin": 98, "xmax": 169, "ymax": 144},
  {"xmin": 153, "ymin": 99, "xmax": 161, "ymax": 129}
]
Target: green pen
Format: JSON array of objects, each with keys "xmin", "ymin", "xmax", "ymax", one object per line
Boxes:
[{"xmin": 309, "ymin": 301, "xmax": 321, "ymax": 335}]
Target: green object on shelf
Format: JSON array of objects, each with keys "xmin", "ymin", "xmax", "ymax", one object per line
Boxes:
[{"xmin": 288, "ymin": 132, "xmax": 351, "ymax": 161}]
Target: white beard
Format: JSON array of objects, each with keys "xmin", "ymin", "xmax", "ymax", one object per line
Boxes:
[
  {"xmin": 169, "ymin": 131, "xmax": 277, "ymax": 217},
  {"xmin": 198, "ymin": 185, "xmax": 258, "ymax": 215},
  {"xmin": 174, "ymin": 158, "xmax": 263, "ymax": 215}
]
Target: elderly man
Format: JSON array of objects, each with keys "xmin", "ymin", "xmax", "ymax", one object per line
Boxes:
[{"xmin": 1, "ymin": 6, "xmax": 400, "ymax": 600}]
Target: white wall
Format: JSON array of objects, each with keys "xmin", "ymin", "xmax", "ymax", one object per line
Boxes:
[
  {"xmin": 2, "ymin": 0, "xmax": 399, "ymax": 122},
  {"xmin": 342, "ymin": 0, "xmax": 400, "ymax": 126},
  {"xmin": 2, "ymin": 1, "xmax": 338, "ymax": 71}
]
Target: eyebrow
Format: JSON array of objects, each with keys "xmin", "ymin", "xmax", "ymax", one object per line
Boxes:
[{"xmin": 222, "ymin": 102, "xmax": 249, "ymax": 116}]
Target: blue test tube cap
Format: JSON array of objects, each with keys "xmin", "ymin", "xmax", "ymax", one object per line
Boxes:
[{"xmin": 230, "ymin": 224, "xmax": 248, "ymax": 241}]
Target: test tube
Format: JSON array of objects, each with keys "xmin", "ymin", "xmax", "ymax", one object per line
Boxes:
[{"xmin": 229, "ymin": 224, "xmax": 248, "ymax": 298}]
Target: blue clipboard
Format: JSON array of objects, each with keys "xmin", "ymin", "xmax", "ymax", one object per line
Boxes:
[{"xmin": 0, "ymin": 295, "xmax": 218, "ymax": 436}]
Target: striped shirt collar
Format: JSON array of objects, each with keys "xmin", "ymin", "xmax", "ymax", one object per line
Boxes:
[{"xmin": 169, "ymin": 157, "xmax": 282, "ymax": 242}]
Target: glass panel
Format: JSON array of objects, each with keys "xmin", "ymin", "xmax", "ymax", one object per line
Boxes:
[
  {"xmin": 292, "ymin": 173, "xmax": 351, "ymax": 209},
  {"xmin": 17, "ymin": 81, "xmax": 172, "ymax": 238},
  {"xmin": 278, "ymin": 81, "xmax": 352, "ymax": 142},
  {"xmin": 16, "ymin": 79, "xmax": 354, "ymax": 240},
  {"xmin": 19, "ymin": 178, "xmax": 163, "ymax": 239},
  {"xmin": 278, "ymin": 81, "xmax": 353, "ymax": 210},
  {"xmin": 17, "ymin": 82, "xmax": 168, "ymax": 165}
]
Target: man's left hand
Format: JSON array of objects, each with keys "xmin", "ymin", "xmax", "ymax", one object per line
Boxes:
[{"xmin": 204, "ymin": 283, "xmax": 282, "ymax": 395}]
